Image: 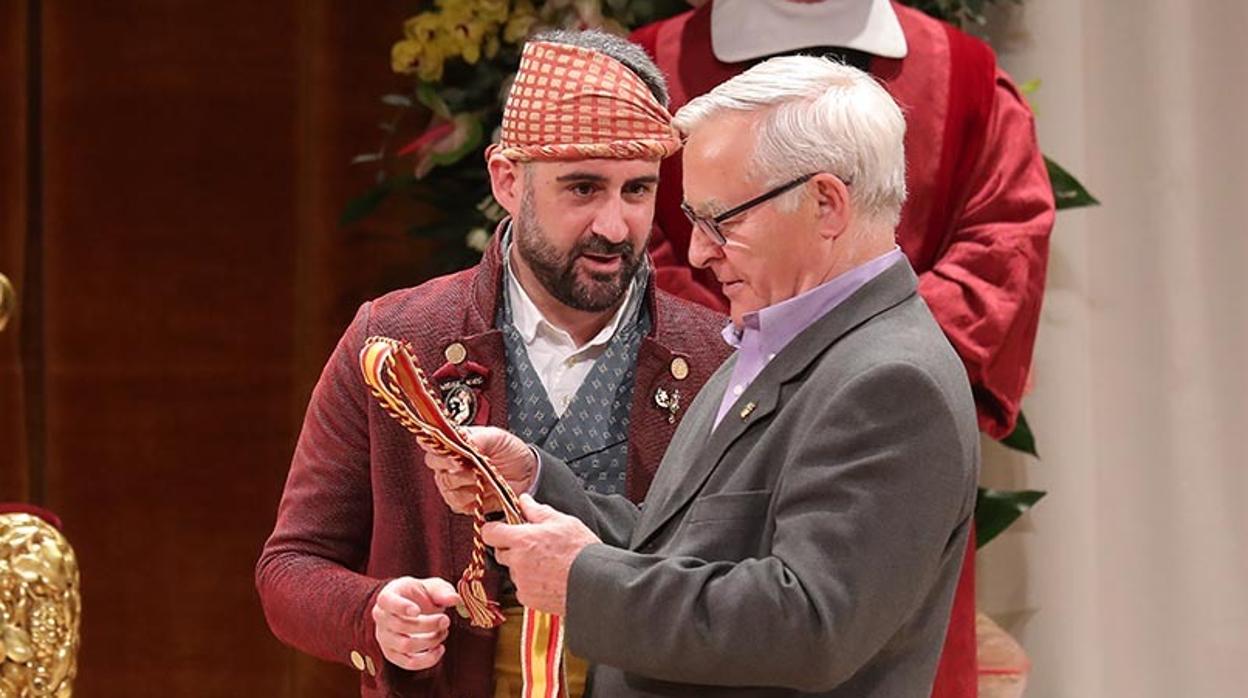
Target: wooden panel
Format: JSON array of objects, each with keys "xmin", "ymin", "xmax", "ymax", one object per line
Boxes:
[
  {"xmin": 29, "ymin": 1, "xmax": 440, "ymax": 693},
  {"xmin": 0, "ymin": 0, "xmax": 30, "ymax": 502},
  {"xmin": 39, "ymin": 1, "xmax": 302, "ymax": 693}
]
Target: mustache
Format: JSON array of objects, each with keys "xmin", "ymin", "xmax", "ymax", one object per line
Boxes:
[{"xmin": 573, "ymin": 234, "xmax": 635, "ymax": 260}]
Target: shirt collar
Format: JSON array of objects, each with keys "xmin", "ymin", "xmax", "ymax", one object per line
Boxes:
[{"xmin": 722, "ymin": 247, "xmax": 905, "ymax": 354}]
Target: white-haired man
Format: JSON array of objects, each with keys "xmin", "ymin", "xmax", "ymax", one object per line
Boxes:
[{"xmin": 427, "ymin": 56, "xmax": 980, "ymax": 697}]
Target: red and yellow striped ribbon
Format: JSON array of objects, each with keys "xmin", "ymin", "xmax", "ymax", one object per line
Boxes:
[{"xmin": 360, "ymin": 337, "xmax": 567, "ymax": 698}]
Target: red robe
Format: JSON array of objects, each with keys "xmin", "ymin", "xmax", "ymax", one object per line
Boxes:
[
  {"xmin": 632, "ymin": 4, "xmax": 1055, "ymax": 697},
  {"xmin": 256, "ymin": 237, "xmax": 731, "ymax": 696}
]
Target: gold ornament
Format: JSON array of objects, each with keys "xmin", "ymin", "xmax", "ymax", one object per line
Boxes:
[
  {"xmin": 669, "ymin": 357, "xmax": 689, "ymax": 381},
  {"xmin": 0, "ymin": 513, "xmax": 80, "ymax": 697},
  {"xmin": 444, "ymin": 342, "xmax": 468, "ymax": 365}
]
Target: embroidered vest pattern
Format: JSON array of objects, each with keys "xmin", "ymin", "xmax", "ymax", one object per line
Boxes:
[{"xmin": 498, "ymin": 271, "xmax": 650, "ymax": 496}]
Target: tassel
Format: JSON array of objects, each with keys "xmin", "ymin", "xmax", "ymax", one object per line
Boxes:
[
  {"xmin": 456, "ymin": 469, "xmax": 505, "ymax": 628},
  {"xmin": 456, "ymin": 575, "xmax": 505, "ymax": 628}
]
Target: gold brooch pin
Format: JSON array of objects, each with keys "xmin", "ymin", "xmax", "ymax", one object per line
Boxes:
[
  {"xmin": 654, "ymin": 387, "xmax": 681, "ymax": 424},
  {"xmin": 739, "ymin": 401, "xmax": 757, "ymax": 419},
  {"xmin": 444, "ymin": 342, "xmax": 467, "ymax": 365},
  {"xmin": 669, "ymin": 357, "xmax": 689, "ymax": 381}
]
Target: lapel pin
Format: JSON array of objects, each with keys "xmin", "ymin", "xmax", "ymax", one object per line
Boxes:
[
  {"xmin": 444, "ymin": 342, "xmax": 467, "ymax": 365},
  {"xmin": 669, "ymin": 357, "xmax": 689, "ymax": 381},
  {"xmin": 654, "ymin": 387, "xmax": 681, "ymax": 424},
  {"xmin": 441, "ymin": 382, "xmax": 478, "ymax": 426},
  {"xmin": 739, "ymin": 401, "xmax": 757, "ymax": 420}
]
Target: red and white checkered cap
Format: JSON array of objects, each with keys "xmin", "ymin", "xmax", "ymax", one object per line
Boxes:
[{"xmin": 488, "ymin": 40, "xmax": 681, "ymax": 162}]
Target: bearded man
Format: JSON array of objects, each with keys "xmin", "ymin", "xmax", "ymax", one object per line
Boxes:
[{"xmin": 256, "ymin": 30, "xmax": 730, "ymax": 698}]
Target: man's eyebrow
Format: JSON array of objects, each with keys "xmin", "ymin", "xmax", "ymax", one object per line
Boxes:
[
  {"xmin": 685, "ymin": 197, "xmax": 726, "ymax": 217},
  {"xmin": 625, "ymin": 175, "xmax": 660, "ymax": 187},
  {"xmin": 553, "ymin": 173, "xmax": 660, "ymax": 187},
  {"xmin": 555, "ymin": 172, "xmax": 608, "ymax": 183}
]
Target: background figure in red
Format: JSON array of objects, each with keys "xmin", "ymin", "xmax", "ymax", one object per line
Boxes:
[{"xmin": 631, "ymin": 1, "xmax": 1055, "ymax": 696}]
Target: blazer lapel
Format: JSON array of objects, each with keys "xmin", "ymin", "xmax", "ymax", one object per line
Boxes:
[
  {"xmin": 632, "ymin": 259, "xmax": 921, "ymax": 550},
  {"xmin": 631, "ymin": 356, "xmax": 735, "ymax": 547}
]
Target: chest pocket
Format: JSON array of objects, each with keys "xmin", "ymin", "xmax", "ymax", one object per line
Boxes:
[
  {"xmin": 686, "ymin": 490, "xmax": 772, "ymax": 523},
  {"xmin": 679, "ymin": 489, "xmax": 773, "ymax": 562}
]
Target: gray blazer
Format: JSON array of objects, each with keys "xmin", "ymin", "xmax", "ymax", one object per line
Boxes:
[{"xmin": 534, "ymin": 259, "xmax": 980, "ymax": 697}]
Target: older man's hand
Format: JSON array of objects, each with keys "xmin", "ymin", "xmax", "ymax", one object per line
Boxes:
[
  {"xmin": 482, "ymin": 494, "xmax": 601, "ymax": 617},
  {"xmin": 372, "ymin": 576, "xmax": 460, "ymax": 671},
  {"xmin": 423, "ymin": 426, "xmax": 537, "ymax": 514}
]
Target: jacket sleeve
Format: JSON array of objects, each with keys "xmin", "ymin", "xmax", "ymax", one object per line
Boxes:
[
  {"xmin": 255, "ymin": 302, "xmax": 391, "ymax": 680},
  {"xmin": 917, "ymin": 68, "xmax": 1055, "ymax": 438},
  {"xmin": 562, "ymin": 362, "xmax": 977, "ymax": 691},
  {"xmin": 532, "ymin": 447, "xmax": 642, "ymax": 549}
]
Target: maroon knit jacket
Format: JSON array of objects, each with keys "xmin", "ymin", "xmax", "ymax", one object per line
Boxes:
[{"xmin": 256, "ymin": 237, "xmax": 731, "ymax": 697}]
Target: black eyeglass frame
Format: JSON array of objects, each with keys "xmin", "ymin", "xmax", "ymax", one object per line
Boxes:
[{"xmin": 681, "ymin": 172, "xmax": 825, "ymax": 246}]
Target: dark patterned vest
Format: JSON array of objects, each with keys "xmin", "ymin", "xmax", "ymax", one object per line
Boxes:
[{"xmin": 498, "ymin": 252, "xmax": 651, "ymax": 496}]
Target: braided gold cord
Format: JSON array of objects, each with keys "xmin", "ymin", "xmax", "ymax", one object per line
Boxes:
[{"xmin": 361, "ymin": 337, "xmax": 517, "ymax": 629}]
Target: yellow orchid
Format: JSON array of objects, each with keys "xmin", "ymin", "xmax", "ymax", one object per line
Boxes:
[
  {"xmin": 475, "ymin": 0, "xmax": 511, "ymax": 25},
  {"xmin": 391, "ymin": 39, "xmax": 421, "ymax": 74},
  {"xmin": 504, "ymin": 2, "xmax": 539, "ymax": 44},
  {"xmin": 415, "ymin": 50, "xmax": 447, "ymax": 82},
  {"xmin": 402, "ymin": 12, "xmax": 441, "ymax": 43}
]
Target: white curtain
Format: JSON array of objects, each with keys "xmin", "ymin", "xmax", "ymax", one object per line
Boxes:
[{"xmin": 976, "ymin": 1, "xmax": 1248, "ymax": 696}]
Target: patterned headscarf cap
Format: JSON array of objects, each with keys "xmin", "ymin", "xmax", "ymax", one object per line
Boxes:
[{"xmin": 488, "ymin": 40, "xmax": 681, "ymax": 162}]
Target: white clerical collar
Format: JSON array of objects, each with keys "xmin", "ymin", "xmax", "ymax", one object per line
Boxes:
[
  {"xmin": 503, "ymin": 240, "xmax": 639, "ymax": 351},
  {"xmin": 710, "ymin": 0, "xmax": 908, "ymax": 63}
]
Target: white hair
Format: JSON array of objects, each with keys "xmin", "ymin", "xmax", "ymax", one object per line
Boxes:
[{"xmin": 673, "ymin": 55, "xmax": 907, "ymax": 228}]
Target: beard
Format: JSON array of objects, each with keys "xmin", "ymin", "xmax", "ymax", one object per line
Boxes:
[{"xmin": 513, "ymin": 185, "xmax": 643, "ymax": 312}]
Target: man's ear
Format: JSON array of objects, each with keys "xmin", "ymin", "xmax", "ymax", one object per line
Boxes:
[
  {"xmin": 811, "ymin": 173, "xmax": 852, "ymax": 242},
  {"xmin": 488, "ymin": 154, "xmax": 522, "ymax": 217}
]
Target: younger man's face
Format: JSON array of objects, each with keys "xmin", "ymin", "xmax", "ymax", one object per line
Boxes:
[{"xmin": 513, "ymin": 158, "xmax": 660, "ymax": 312}]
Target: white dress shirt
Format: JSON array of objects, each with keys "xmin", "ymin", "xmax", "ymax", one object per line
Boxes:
[{"xmin": 504, "ymin": 245, "xmax": 639, "ymax": 416}]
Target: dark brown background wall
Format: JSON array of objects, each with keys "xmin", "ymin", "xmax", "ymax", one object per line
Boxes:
[{"xmin": 1, "ymin": 1, "xmax": 442, "ymax": 694}]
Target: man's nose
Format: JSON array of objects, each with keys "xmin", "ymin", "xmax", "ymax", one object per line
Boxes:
[
  {"xmin": 687, "ymin": 224, "xmax": 722, "ymax": 270},
  {"xmin": 591, "ymin": 194, "xmax": 630, "ymax": 244}
]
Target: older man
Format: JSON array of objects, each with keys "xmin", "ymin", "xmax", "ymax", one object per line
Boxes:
[
  {"xmin": 633, "ymin": 6, "xmax": 1057, "ymax": 693},
  {"xmin": 256, "ymin": 30, "xmax": 731, "ymax": 698},
  {"xmin": 428, "ymin": 56, "xmax": 980, "ymax": 697}
]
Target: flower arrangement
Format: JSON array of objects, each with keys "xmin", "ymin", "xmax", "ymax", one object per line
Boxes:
[
  {"xmin": 344, "ymin": 0, "xmax": 688, "ymax": 273},
  {"xmin": 346, "ymin": 0, "xmax": 1090, "ymax": 274}
]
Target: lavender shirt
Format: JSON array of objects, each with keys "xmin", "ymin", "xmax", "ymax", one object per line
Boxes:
[{"xmin": 713, "ymin": 248, "xmax": 906, "ymax": 429}]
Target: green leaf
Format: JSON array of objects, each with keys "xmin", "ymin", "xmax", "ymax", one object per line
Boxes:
[
  {"xmin": 976, "ymin": 488, "xmax": 1046, "ymax": 548},
  {"xmin": 427, "ymin": 114, "xmax": 485, "ymax": 168},
  {"xmin": 339, "ymin": 183, "xmax": 391, "ymax": 226},
  {"xmin": 1018, "ymin": 78, "xmax": 1041, "ymax": 95},
  {"xmin": 999, "ymin": 410, "xmax": 1038, "ymax": 457},
  {"xmin": 1046, "ymin": 156, "xmax": 1100, "ymax": 210},
  {"xmin": 381, "ymin": 93, "xmax": 412, "ymax": 108},
  {"xmin": 416, "ymin": 83, "xmax": 452, "ymax": 119}
]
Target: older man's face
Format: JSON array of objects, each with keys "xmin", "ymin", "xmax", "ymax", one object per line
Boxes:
[
  {"xmin": 514, "ymin": 158, "xmax": 660, "ymax": 311},
  {"xmin": 683, "ymin": 114, "xmax": 821, "ymax": 328}
]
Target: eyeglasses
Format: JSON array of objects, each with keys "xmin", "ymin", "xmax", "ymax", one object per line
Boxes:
[{"xmin": 681, "ymin": 172, "xmax": 822, "ymax": 247}]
